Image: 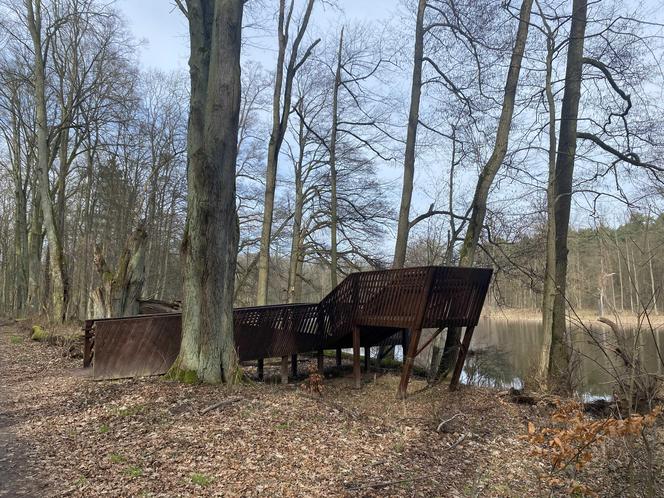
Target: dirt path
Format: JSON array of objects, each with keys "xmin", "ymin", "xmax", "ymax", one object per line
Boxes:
[
  {"xmin": 0, "ymin": 423, "xmax": 41, "ymax": 497},
  {"xmin": 0, "ymin": 322, "xmax": 46, "ymax": 498}
]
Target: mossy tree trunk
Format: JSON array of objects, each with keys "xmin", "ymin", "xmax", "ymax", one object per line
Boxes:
[
  {"xmin": 91, "ymin": 223, "xmax": 147, "ymax": 318},
  {"xmin": 168, "ymin": 0, "xmax": 243, "ymax": 384},
  {"xmin": 25, "ymin": 0, "xmax": 69, "ymax": 323}
]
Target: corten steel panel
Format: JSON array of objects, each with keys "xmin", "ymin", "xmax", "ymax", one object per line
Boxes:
[
  {"xmin": 86, "ymin": 266, "xmax": 493, "ymax": 380},
  {"xmin": 92, "ymin": 313, "xmax": 182, "ymax": 380}
]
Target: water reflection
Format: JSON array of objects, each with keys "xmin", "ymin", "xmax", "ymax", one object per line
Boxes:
[{"xmin": 469, "ymin": 317, "xmax": 664, "ymax": 397}]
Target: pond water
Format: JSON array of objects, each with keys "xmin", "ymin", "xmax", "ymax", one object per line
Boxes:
[
  {"xmin": 350, "ymin": 317, "xmax": 663, "ymax": 398},
  {"xmin": 462, "ymin": 317, "xmax": 664, "ymax": 398}
]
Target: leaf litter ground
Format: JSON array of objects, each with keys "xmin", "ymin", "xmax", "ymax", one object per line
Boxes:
[{"xmin": 0, "ymin": 321, "xmax": 660, "ymax": 497}]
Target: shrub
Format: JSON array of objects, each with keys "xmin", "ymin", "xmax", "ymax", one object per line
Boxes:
[{"xmin": 523, "ymin": 401, "xmax": 662, "ymax": 495}]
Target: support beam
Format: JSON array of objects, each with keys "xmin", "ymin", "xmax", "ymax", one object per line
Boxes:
[
  {"xmin": 401, "ymin": 329, "xmax": 410, "ymax": 361},
  {"xmin": 379, "ymin": 344, "xmax": 395, "ymax": 361},
  {"xmin": 335, "ymin": 348, "xmax": 342, "ymax": 367},
  {"xmin": 291, "ymin": 354, "xmax": 298, "ymax": 378},
  {"xmin": 352, "ymin": 326, "xmax": 361, "ymax": 388},
  {"xmin": 449, "ymin": 326, "xmax": 475, "ymax": 390},
  {"xmin": 415, "ymin": 326, "xmax": 445, "ymax": 357},
  {"xmin": 397, "ymin": 267, "xmax": 435, "ymax": 398},
  {"xmin": 280, "ymin": 356, "xmax": 288, "ymax": 384},
  {"xmin": 317, "ymin": 349, "xmax": 324, "ymax": 373},
  {"xmin": 364, "ymin": 346, "xmax": 370, "ymax": 371},
  {"xmin": 257, "ymin": 358, "xmax": 264, "ymax": 381},
  {"xmin": 398, "ymin": 327, "xmax": 423, "ymax": 398}
]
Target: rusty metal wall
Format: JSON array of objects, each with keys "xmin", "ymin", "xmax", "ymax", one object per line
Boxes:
[{"xmin": 92, "ymin": 313, "xmax": 182, "ymax": 379}]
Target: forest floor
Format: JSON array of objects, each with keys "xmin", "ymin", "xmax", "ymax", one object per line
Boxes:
[{"xmin": 0, "ymin": 319, "xmax": 662, "ymax": 497}]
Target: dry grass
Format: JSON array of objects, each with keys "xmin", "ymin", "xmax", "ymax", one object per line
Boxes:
[{"xmin": 483, "ymin": 307, "xmax": 664, "ymax": 329}]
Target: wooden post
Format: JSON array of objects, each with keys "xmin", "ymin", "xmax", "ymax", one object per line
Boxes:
[
  {"xmin": 352, "ymin": 326, "xmax": 361, "ymax": 388},
  {"xmin": 364, "ymin": 346, "xmax": 370, "ymax": 371},
  {"xmin": 398, "ymin": 327, "xmax": 423, "ymax": 398},
  {"xmin": 335, "ymin": 348, "xmax": 342, "ymax": 367},
  {"xmin": 257, "ymin": 358, "xmax": 264, "ymax": 381},
  {"xmin": 450, "ymin": 326, "xmax": 475, "ymax": 390},
  {"xmin": 83, "ymin": 320, "xmax": 94, "ymax": 368},
  {"xmin": 397, "ymin": 268, "xmax": 436, "ymax": 398},
  {"xmin": 401, "ymin": 329, "xmax": 409, "ymax": 363},
  {"xmin": 291, "ymin": 354, "xmax": 298, "ymax": 378},
  {"xmin": 317, "ymin": 349, "xmax": 324, "ymax": 373},
  {"xmin": 280, "ymin": 356, "xmax": 288, "ymax": 384}
]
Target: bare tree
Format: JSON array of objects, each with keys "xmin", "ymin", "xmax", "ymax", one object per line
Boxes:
[
  {"xmin": 24, "ymin": 0, "xmax": 70, "ymax": 322},
  {"xmin": 256, "ymin": 0, "xmax": 319, "ymax": 305},
  {"xmin": 545, "ymin": 0, "xmax": 587, "ymax": 392},
  {"xmin": 393, "ymin": 0, "xmax": 426, "ymax": 269},
  {"xmin": 434, "ymin": 0, "xmax": 534, "ymax": 378}
]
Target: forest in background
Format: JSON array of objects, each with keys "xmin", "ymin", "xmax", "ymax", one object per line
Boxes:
[
  {"xmin": 1, "ymin": 0, "xmax": 664, "ymax": 385},
  {"xmin": 0, "ymin": 2, "xmax": 663, "ymax": 494},
  {"xmin": 485, "ymin": 213, "xmax": 664, "ymax": 315}
]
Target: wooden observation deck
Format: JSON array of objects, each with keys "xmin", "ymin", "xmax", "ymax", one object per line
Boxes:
[{"xmin": 83, "ymin": 266, "xmax": 492, "ymax": 397}]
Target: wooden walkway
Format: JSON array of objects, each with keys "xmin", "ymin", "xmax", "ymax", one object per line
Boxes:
[{"xmin": 84, "ymin": 266, "xmax": 492, "ymax": 397}]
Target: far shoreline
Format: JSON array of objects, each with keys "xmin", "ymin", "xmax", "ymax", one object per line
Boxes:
[{"xmin": 482, "ymin": 307, "xmax": 664, "ymax": 328}]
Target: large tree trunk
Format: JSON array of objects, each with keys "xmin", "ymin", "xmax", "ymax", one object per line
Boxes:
[
  {"xmin": 287, "ymin": 105, "xmax": 306, "ymax": 304},
  {"xmin": 437, "ymin": 0, "xmax": 534, "ymax": 378},
  {"xmin": 547, "ymin": 0, "xmax": 588, "ymax": 393},
  {"xmin": 393, "ymin": 0, "xmax": 426, "ymax": 269},
  {"xmin": 26, "ymin": 0, "xmax": 69, "ymax": 323},
  {"xmin": 27, "ymin": 186, "xmax": 44, "ymax": 313},
  {"xmin": 168, "ymin": 0, "xmax": 243, "ymax": 385},
  {"xmin": 91, "ymin": 223, "xmax": 147, "ymax": 318}
]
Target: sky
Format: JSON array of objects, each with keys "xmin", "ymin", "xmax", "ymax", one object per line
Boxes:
[
  {"xmin": 114, "ymin": 0, "xmax": 657, "ymax": 234},
  {"xmin": 116, "ymin": 0, "xmax": 416, "ymax": 245},
  {"xmin": 117, "ymin": 0, "xmax": 399, "ymax": 72}
]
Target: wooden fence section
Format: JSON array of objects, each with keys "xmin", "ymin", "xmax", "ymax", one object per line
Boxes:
[{"xmin": 84, "ymin": 266, "xmax": 492, "ymax": 396}]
